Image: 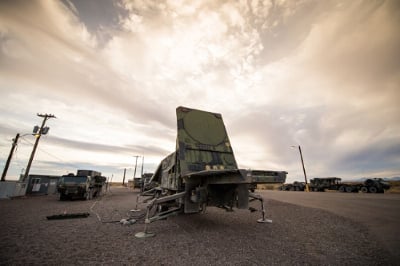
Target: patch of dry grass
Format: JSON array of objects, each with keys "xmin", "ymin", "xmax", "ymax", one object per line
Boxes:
[
  {"xmin": 257, "ymin": 184, "xmax": 282, "ymax": 190},
  {"xmin": 388, "ymin": 181, "xmax": 400, "ymax": 193}
]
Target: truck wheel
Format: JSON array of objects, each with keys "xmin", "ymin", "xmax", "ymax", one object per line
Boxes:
[
  {"xmin": 345, "ymin": 186, "xmax": 353, "ymax": 193},
  {"xmin": 360, "ymin": 186, "xmax": 368, "ymax": 193},
  {"xmin": 369, "ymin": 186, "xmax": 378, "ymax": 193},
  {"xmin": 339, "ymin": 186, "xmax": 345, "ymax": 192}
]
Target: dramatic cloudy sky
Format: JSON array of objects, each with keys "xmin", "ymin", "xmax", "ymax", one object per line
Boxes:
[{"xmin": 0, "ymin": 0, "xmax": 399, "ymax": 182}]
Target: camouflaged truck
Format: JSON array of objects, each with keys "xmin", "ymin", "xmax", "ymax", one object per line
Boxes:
[
  {"xmin": 57, "ymin": 170, "xmax": 106, "ymax": 200},
  {"xmin": 309, "ymin": 177, "xmax": 390, "ymax": 193}
]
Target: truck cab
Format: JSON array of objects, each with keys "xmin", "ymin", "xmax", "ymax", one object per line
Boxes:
[{"xmin": 57, "ymin": 174, "xmax": 91, "ymax": 200}]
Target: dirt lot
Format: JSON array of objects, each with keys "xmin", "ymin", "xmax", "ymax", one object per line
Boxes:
[{"xmin": 0, "ymin": 187, "xmax": 395, "ymax": 265}]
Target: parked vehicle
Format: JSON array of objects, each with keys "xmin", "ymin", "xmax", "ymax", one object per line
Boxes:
[
  {"xmin": 280, "ymin": 177, "xmax": 390, "ymax": 193},
  {"xmin": 57, "ymin": 170, "xmax": 106, "ymax": 200},
  {"xmin": 336, "ymin": 178, "xmax": 391, "ymax": 193},
  {"xmin": 280, "ymin": 181, "xmax": 306, "ymax": 191},
  {"xmin": 309, "ymin": 177, "xmax": 342, "ymax": 192}
]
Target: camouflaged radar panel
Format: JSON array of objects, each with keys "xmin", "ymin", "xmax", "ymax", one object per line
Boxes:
[
  {"xmin": 140, "ymin": 106, "xmax": 287, "ymax": 223},
  {"xmin": 176, "ymin": 106, "xmax": 238, "ymax": 175}
]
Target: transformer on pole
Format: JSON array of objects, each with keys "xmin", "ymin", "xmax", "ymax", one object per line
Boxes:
[{"xmin": 23, "ymin": 113, "xmax": 56, "ymax": 181}]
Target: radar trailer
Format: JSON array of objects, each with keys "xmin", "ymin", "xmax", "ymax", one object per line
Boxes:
[{"xmin": 135, "ymin": 106, "xmax": 287, "ymax": 238}]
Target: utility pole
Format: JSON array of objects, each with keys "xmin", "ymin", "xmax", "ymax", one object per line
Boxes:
[
  {"xmin": 23, "ymin": 113, "xmax": 56, "ymax": 182},
  {"xmin": 122, "ymin": 168, "xmax": 127, "ymax": 186},
  {"xmin": 1, "ymin": 133, "xmax": 20, "ymax": 181},
  {"xmin": 298, "ymin": 145, "xmax": 309, "ymax": 192},
  {"xmin": 141, "ymin": 156, "xmax": 144, "ymax": 177},
  {"xmin": 291, "ymin": 145, "xmax": 309, "ymax": 192},
  {"xmin": 133, "ymin": 155, "xmax": 139, "ymax": 179}
]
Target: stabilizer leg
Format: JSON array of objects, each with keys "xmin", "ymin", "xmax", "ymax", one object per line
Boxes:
[
  {"xmin": 249, "ymin": 192, "xmax": 272, "ymax": 223},
  {"xmin": 135, "ymin": 204, "xmax": 155, "ymax": 238}
]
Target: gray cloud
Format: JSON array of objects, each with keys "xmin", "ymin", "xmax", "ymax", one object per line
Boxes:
[
  {"xmin": 29, "ymin": 159, "xmax": 158, "ymax": 178},
  {"xmin": 331, "ymin": 139, "xmax": 400, "ymax": 176},
  {"xmin": 47, "ymin": 135, "xmax": 170, "ymax": 157},
  {"xmin": 61, "ymin": 0, "xmax": 129, "ymax": 45}
]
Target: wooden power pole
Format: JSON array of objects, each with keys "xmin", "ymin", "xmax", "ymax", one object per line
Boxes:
[
  {"xmin": 23, "ymin": 113, "xmax": 56, "ymax": 182},
  {"xmin": 1, "ymin": 133, "xmax": 20, "ymax": 181}
]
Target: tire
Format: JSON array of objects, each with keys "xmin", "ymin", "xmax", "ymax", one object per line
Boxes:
[
  {"xmin": 339, "ymin": 186, "xmax": 345, "ymax": 192},
  {"xmin": 345, "ymin": 186, "xmax": 353, "ymax": 193},
  {"xmin": 360, "ymin": 186, "xmax": 368, "ymax": 193},
  {"xmin": 369, "ymin": 186, "xmax": 378, "ymax": 193}
]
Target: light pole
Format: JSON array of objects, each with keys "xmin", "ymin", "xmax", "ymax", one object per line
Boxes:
[{"xmin": 291, "ymin": 145, "xmax": 309, "ymax": 192}]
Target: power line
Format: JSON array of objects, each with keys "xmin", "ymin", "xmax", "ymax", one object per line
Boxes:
[{"xmin": 19, "ymin": 136, "xmax": 80, "ymax": 170}]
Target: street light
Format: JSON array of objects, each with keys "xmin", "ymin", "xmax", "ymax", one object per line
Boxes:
[{"xmin": 291, "ymin": 145, "xmax": 309, "ymax": 192}]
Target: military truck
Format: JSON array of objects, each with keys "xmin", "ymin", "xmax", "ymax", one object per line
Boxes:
[
  {"xmin": 57, "ymin": 170, "xmax": 106, "ymax": 200},
  {"xmin": 308, "ymin": 177, "xmax": 390, "ymax": 193},
  {"xmin": 280, "ymin": 181, "xmax": 306, "ymax": 191},
  {"xmin": 308, "ymin": 177, "xmax": 342, "ymax": 192},
  {"xmin": 336, "ymin": 178, "xmax": 390, "ymax": 193}
]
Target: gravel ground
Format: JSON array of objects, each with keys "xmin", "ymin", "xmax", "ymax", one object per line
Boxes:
[{"xmin": 0, "ymin": 187, "xmax": 394, "ymax": 265}]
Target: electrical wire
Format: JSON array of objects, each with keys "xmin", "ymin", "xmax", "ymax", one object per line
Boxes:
[
  {"xmin": 19, "ymin": 136, "xmax": 80, "ymax": 170},
  {"xmin": 88, "ymin": 188, "xmax": 147, "ymax": 224}
]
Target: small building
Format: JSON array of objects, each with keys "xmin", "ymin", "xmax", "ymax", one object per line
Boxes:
[
  {"xmin": 0, "ymin": 181, "xmax": 27, "ymax": 199},
  {"xmin": 26, "ymin": 174, "xmax": 61, "ymax": 195}
]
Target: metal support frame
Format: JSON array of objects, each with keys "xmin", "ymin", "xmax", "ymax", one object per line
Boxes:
[{"xmin": 135, "ymin": 191, "xmax": 186, "ymax": 238}]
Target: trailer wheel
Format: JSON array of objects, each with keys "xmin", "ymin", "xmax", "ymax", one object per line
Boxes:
[
  {"xmin": 360, "ymin": 186, "xmax": 368, "ymax": 193},
  {"xmin": 345, "ymin": 186, "xmax": 353, "ymax": 193},
  {"xmin": 339, "ymin": 186, "xmax": 345, "ymax": 192},
  {"xmin": 369, "ymin": 186, "xmax": 378, "ymax": 193}
]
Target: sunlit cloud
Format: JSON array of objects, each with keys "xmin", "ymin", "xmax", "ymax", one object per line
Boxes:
[{"xmin": 0, "ymin": 0, "xmax": 399, "ymax": 182}]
